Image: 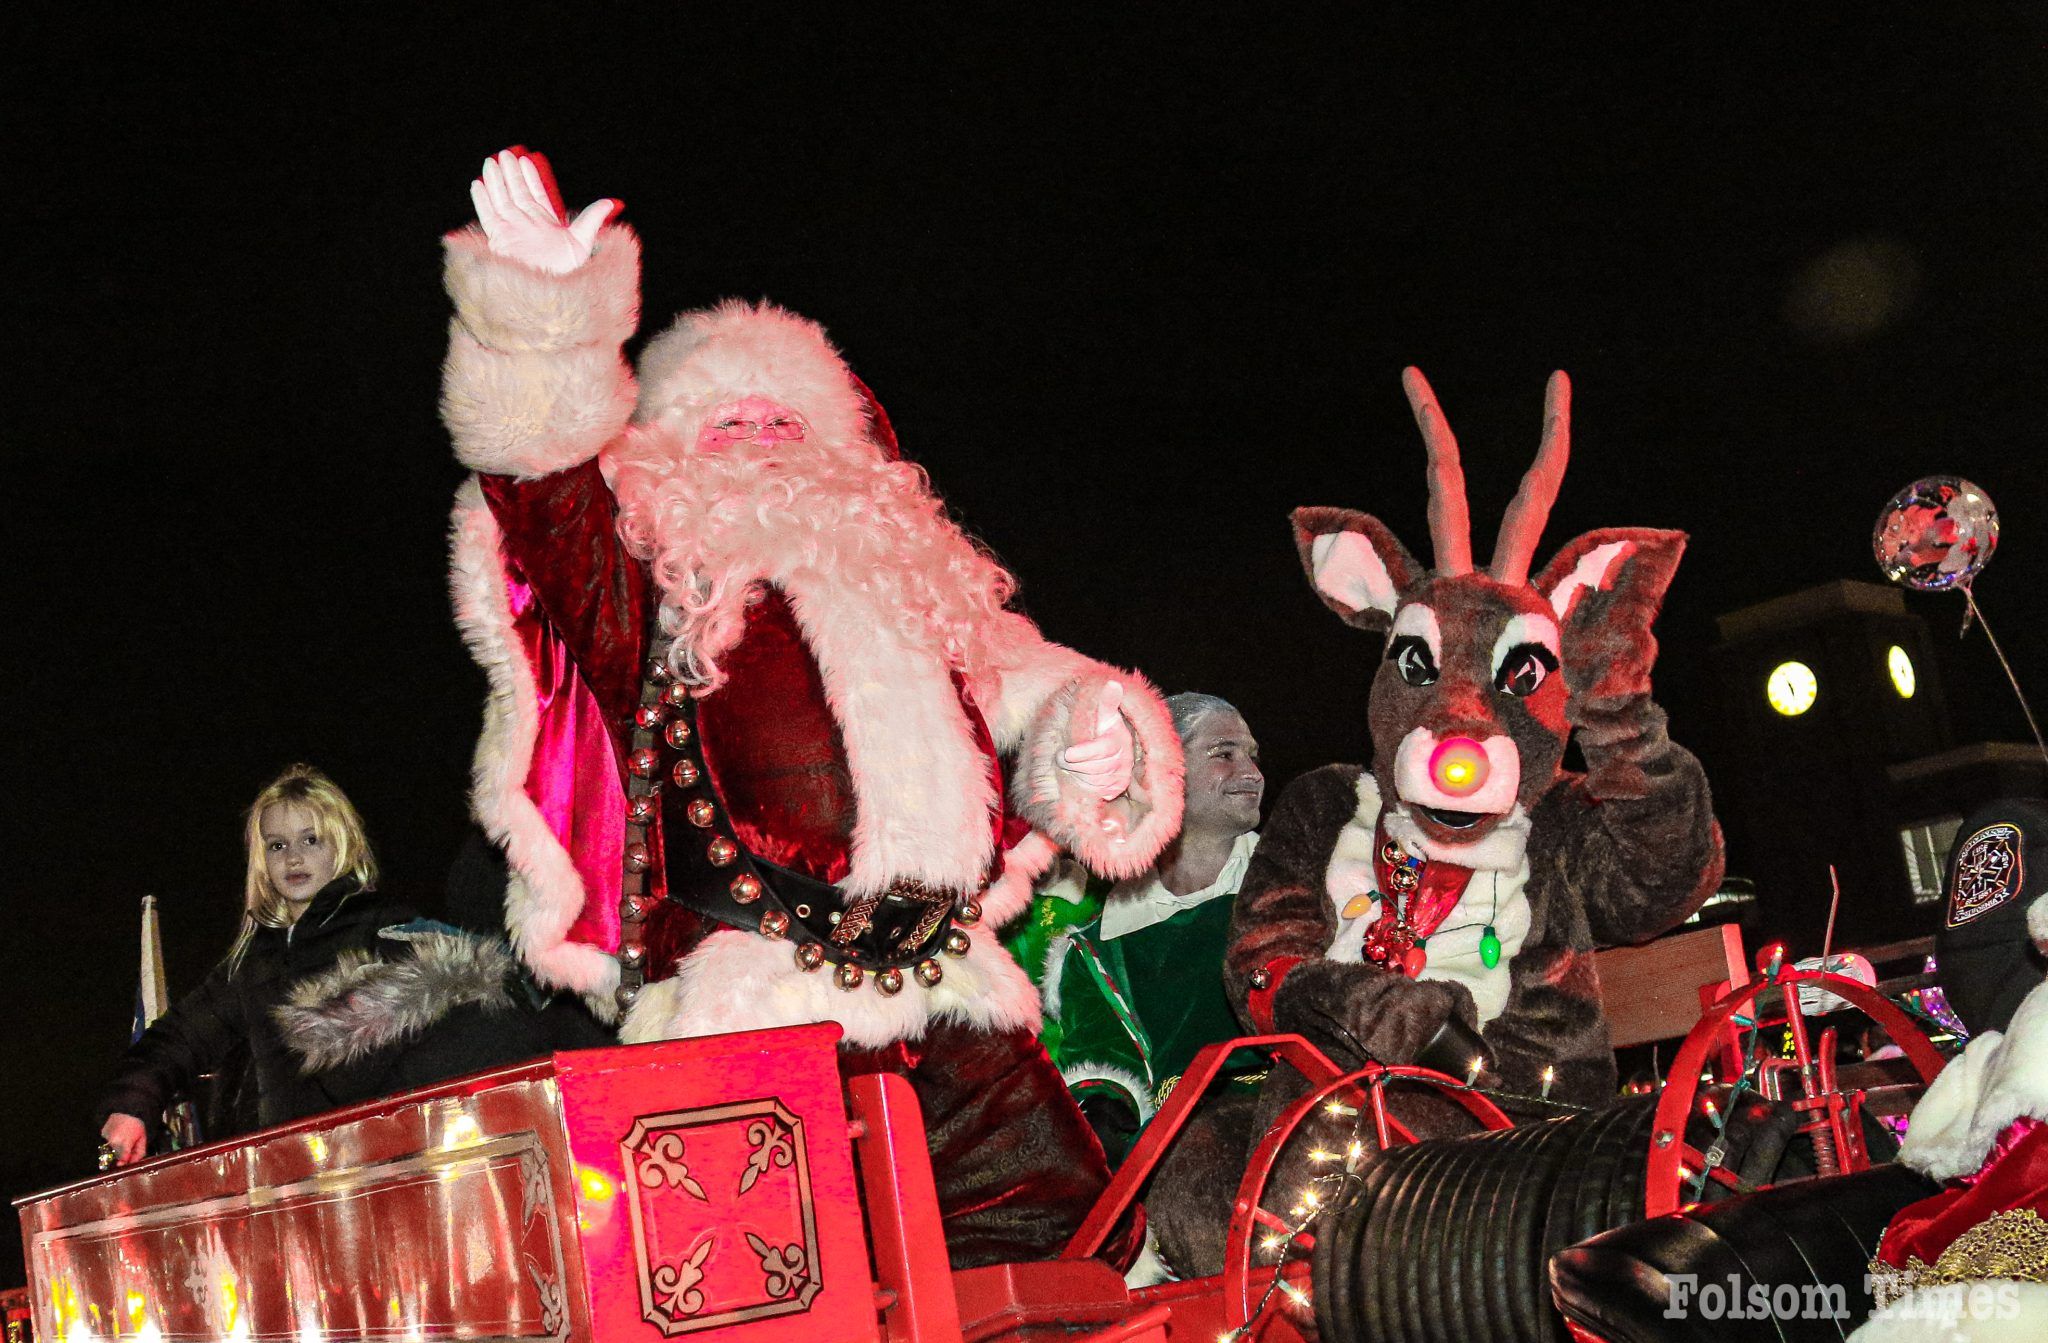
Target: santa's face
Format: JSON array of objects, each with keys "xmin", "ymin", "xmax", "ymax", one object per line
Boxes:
[{"xmin": 696, "ymin": 396, "xmax": 810, "ymax": 454}]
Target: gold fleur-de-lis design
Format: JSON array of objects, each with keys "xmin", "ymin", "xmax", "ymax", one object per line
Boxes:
[
  {"xmin": 739, "ymin": 1119, "xmax": 797, "ymax": 1195},
  {"xmin": 635, "ymin": 1132, "xmax": 708, "ymax": 1201},
  {"xmin": 652, "ymin": 1237, "xmax": 715, "ymax": 1317},
  {"xmin": 524, "ymin": 1254, "xmax": 566, "ymax": 1337},
  {"xmin": 745, "ymin": 1232, "xmax": 812, "ymax": 1301},
  {"xmin": 519, "ymin": 1150, "xmax": 549, "ymax": 1227}
]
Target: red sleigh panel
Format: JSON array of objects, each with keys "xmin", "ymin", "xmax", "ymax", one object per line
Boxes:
[
  {"xmin": 554, "ymin": 1032, "xmax": 870, "ymax": 1343},
  {"xmin": 16, "ymin": 1026, "xmax": 875, "ymax": 1343}
]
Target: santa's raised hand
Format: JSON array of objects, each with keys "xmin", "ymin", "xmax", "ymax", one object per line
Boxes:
[
  {"xmin": 1060, "ymin": 681, "xmax": 1135, "ymax": 802},
  {"xmin": 469, "ymin": 147, "xmax": 618, "ymax": 275}
]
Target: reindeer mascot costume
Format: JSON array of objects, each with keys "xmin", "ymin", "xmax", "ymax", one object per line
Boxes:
[
  {"xmin": 440, "ymin": 150, "xmax": 1180, "ymax": 1267},
  {"xmin": 1153, "ymin": 368, "xmax": 1724, "ymax": 1275}
]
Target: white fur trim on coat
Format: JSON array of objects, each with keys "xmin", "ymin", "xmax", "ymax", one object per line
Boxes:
[
  {"xmin": 448, "ymin": 481, "xmax": 621, "ymax": 1017},
  {"xmin": 983, "ymin": 829, "xmax": 1060, "ymax": 931},
  {"xmin": 1849, "ymin": 1282, "xmax": 2048, "ymax": 1342},
  {"xmin": 1040, "ymin": 928, "xmax": 1080, "ymax": 1021},
  {"xmin": 618, "ymin": 924, "xmax": 1041, "ymax": 1050},
  {"xmin": 1899, "ymin": 976, "xmax": 2048, "ymax": 1182},
  {"xmin": 441, "ymin": 224, "xmax": 642, "ymax": 478},
  {"xmin": 450, "ymin": 468, "xmax": 1093, "ymax": 1042},
  {"xmin": 633, "ymin": 300, "xmax": 870, "ymax": 450},
  {"xmin": 1006, "ymin": 662, "xmax": 1183, "ymax": 881},
  {"xmin": 1061, "ymin": 1060, "xmax": 1158, "ymax": 1123},
  {"xmin": 776, "ymin": 572, "xmax": 998, "ymax": 897}
]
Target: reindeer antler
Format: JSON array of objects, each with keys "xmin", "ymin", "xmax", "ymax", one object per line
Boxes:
[
  {"xmin": 1490, "ymin": 371, "xmax": 1572, "ymax": 585},
  {"xmin": 1400, "ymin": 367, "xmax": 1474, "ymax": 575}
]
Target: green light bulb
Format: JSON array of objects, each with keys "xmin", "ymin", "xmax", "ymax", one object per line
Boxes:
[{"xmin": 1479, "ymin": 925, "xmax": 1502, "ymax": 970}]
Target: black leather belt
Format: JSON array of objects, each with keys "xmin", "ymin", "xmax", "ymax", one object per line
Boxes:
[{"xmin": 617, "ymin": 661, "xmax": 986, "ymax": 1002}]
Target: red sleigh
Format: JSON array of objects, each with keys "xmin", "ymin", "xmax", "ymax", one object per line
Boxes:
[
  {"xmin": 14, "ymin": 948, "xmax": 1949, "ymax": 1343},
  {"xmin": 17, "ymin": 1026, "xmax": 1249, "ymax": 1343}
]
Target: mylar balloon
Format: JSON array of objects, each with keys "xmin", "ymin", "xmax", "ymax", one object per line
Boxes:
[{"xmin": 1873, "ymin": 476, "xmax": 1999, "ymax": 591}]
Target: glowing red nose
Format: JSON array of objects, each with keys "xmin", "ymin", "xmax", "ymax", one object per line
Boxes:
[{"xmin": 1428, "ymin": 737, "xmax": 1490, "ymax": 798}]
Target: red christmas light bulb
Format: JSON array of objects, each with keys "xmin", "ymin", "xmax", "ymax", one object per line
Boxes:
[{"xmin": 1428, "ymin": 737, "xmax": 1490, "ymax": 797}]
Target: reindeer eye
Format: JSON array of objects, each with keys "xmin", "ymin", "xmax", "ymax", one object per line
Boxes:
[
  {"xmin": 1388, "ymin": 636, "xmax": 1439, "ymax": 687},
  {"xmin": 1496, "ymin": 644, "xmax": 1559, "ymax": 698}
]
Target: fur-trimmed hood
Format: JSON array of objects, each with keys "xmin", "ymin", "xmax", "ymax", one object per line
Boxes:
[
  {"xmin": 632, "ymin": 298, "xmax": 873, "ymax": 451},
  {"xmin": 273, "ymin": 930, "xmax": 518, "ymax": 1073}
]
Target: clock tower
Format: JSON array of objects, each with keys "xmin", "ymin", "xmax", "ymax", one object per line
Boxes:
[{"xmin": 1707, "ymin": 580, "xmax": 2040, "ymax": 950}]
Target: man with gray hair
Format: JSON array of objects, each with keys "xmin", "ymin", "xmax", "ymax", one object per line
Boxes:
[{"xmin": 1006, "ymin": 693, "xmax": 1265, "ymax": 1162}]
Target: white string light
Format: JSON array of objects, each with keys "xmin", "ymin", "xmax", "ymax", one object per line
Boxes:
[{"xmin": 1225, "ymin": 1053, "xmax": 1572, "ymax": 1342}]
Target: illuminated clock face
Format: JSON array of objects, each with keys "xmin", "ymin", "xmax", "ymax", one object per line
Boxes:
[
  {"xmin": 1767, "ymin": 660, "xmax": 1818, "ymax": 716},
  {"xmin": 1888, "ymin": 645, "xmax": 1917, "ymax": 698}
]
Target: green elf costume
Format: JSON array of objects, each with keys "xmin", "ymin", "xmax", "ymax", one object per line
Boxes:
[{"xmin": 1005, "ymin": 832, "xmax": 1259, "ymax": 1163}]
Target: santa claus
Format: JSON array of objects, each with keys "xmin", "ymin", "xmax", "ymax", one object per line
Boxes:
[
  {"xmin": 1850, "ymin": 800, "xmax": 2048, "ymax": 1341},
  {"xmin": 441, "ymin": 149, "xmax": 1181, "ymax": 1266}
]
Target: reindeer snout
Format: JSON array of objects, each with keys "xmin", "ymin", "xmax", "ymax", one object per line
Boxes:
[
  {"xmin": 1395, "ymin": 728, "xmax": 1521, "ymax": 813},
  {"xmin": 1428, "ymin": 737, "xmax": 1490, "ymax": 797}
]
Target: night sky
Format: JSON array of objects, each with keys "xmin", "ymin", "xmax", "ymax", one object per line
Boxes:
[{"xmin": 9, "ymin": 6, "xmax": 2048, "ymax": 1277}]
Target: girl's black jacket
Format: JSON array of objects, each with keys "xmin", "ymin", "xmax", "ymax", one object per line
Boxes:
[{"xmin": 96, "ymin": 875, "xmax": 594, "ymax": 1139}]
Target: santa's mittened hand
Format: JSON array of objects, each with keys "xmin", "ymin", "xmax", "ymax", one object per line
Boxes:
[
  {"xmin": 469, "ymin": 148, "xmax": 619, "ymax": 275},
  {"xmin": 1059, "ymin": 681, "xmax": 1134, "ymax": 802}
]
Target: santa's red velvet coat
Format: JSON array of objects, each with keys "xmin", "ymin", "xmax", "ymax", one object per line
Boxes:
[{"xmin": 439, "ymin": 223, "xmax": 1180, "ymax": 1265}]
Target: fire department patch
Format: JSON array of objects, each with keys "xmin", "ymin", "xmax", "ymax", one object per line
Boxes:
[{"xmin": 1948, "ymin": 823, "xmax": 2025, "ymax": 927}]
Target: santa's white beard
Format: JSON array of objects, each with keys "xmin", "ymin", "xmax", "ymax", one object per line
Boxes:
[{"xmin": 603, "ymin": 427, "xmax": 1016, "ymax": 690}]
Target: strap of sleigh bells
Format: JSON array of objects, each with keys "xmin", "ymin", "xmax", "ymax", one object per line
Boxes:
[{"xmin": 613, "ymin": 660, "xmax": 986, "ymax": 1012}]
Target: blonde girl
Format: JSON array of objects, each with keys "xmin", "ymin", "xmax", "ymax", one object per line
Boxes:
[{"xmin": 97, "ymin": 765, "xmax": 411, "ymax": 1163}]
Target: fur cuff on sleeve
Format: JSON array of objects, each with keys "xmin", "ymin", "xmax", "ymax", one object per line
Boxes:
[
  {"xmin": 272, "ymin": 933, "xmax": 516, "ymax": 1074},
  {"xmin": 441, "ymin": 224, "xmax": 642, "ymax": 478},
  {"xmin": 1012, "ymin": 671, "xmax": 1184, "ymax": 880},
  {"xmin": 980, "ymin": 829, "xmax": 1060, "ymax": 930},
  {"xmin": 443, "ymin": 224, "xmax": 641, "ymax": 354},
  {"xmin": 1899, "ymin": 978, "xmax": 2048, "ymax": 1181},
  {"xmin": 1899, "ymin": 1030, "xmax": 2000, "ymax": 1181}
]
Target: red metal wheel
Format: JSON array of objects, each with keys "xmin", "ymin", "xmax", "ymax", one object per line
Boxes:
[
  {"xmin": 1642, "ymin": 967, "xmax": 1945, "ymax": 1218},
  {"xmin": 1220, "ymin": 1062, "xmax": 1513, "ymax": 1334}
]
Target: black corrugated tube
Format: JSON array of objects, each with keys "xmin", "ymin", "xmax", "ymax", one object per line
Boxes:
[{"xmin": 1312, "ymin": 1097, "xmax": 1668, "ymax": 1343}]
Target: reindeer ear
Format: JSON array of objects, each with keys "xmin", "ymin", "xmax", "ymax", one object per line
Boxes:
[
  {"xmin": 1534, "ymin": 527, "xmax": 1687, "ymax": 700},
  {"xmin": 1291, "ymin": 507, "xmax": 1422, "ymax": 632}
]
